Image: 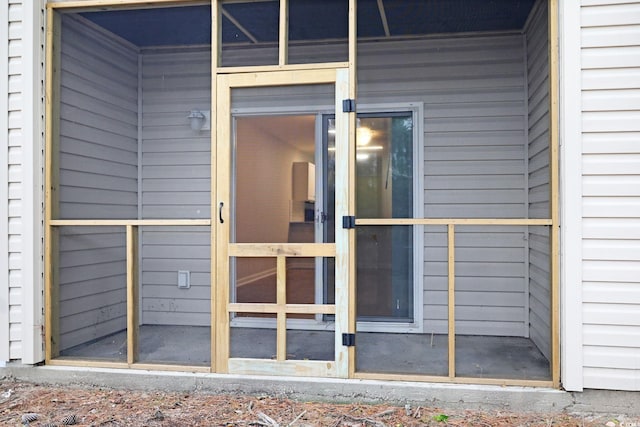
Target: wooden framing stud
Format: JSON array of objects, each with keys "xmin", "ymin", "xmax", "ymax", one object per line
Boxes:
[
  {"xmin": 126, "ymin": 225, "xmax": 139, "ymax": 365},
  {"xmin": 278, "ymin": 0, "xmax": 288, "ymax": 66},
  {"xmin": 276, "ymin": 256, "xmax": 287, "ymax": 361},
  {"xmin": 44, "ymin": 6, "xmax": 59, "ymax": 362},
  {"xmin": 447, "ymin": 224, "xmax": 455, "ymax": 379},
  {"xmin": 215, "ymin": 73, "xmax": 232, "ymax": 373},
  {"xmin": 211, "ymin": 0, "xmax": 219, "ymax": 374},
  {"xmin": 548, "ymin": 0, "xmax": 561, "ymax": 389}
]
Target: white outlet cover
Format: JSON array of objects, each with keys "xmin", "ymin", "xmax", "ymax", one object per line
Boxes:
[{"xmin": 178, "ymin": 270, "xmax": 190, "ymax": 289}]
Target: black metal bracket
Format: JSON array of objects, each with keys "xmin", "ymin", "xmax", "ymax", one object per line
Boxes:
[
  {"xmin": 342, "ymin": 215, "xmax": 356, "ymax": 229},
  {"xmin": 342, "ymin": 99, "xmax": 356, "ymax": 113},
  {"xmin": 342, "ymin": 333, "xmax": 356, "ymax": 347}
]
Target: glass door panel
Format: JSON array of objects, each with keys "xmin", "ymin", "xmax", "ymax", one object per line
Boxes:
[{"xmin": 325, "ymin": 112, "xmax": 415, "ymax": 321}]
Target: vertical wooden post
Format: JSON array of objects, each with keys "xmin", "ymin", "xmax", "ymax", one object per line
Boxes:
[
  {"xmin": 215, "ymin": 74, "xmax": 231, "ymax": 373},
  {"xmin": 548, "ymin": 0, "xmax": 560, "ymax": 389},
  {"xmin": 278, "ymin": 0, "xmax": 288, "ymax": 66},
  {"xmin": 346, "ymin": 0, "xmax": 357, "ymax": 379},
  {"xmin": 334, "ymin": 68, "xmax": 351, "ymax": 378},
  {"xmin": 276, "ymin": 256, "xmax": 287, "ymax": 361},
  {"xmin": 447, "ymin": 224, "xmax": 455, "ymax": 379},
  {"xmin": 211, "ymin": 0, "xmax": 220, "ymax": 374},
  {"xmin": 126, "ymin": 225, "xmax": 139, "ymax": 365},
  {"xmin": 44, "ymin": 8, "xmax": 61, "ymax": 361}
]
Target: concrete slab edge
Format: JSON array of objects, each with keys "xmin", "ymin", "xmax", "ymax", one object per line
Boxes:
[{"xmin": 2, "ymin": 365, "xmax": 637, "ymax": 415}]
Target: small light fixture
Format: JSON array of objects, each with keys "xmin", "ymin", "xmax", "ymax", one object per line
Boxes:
[{"xmin": 187, "ymin": 110, "xmax": 206, "ymax": 132}]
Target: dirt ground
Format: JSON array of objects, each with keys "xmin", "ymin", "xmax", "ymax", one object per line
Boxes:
[{"xmin": 1, "ymin": 379, "xmax": 637, "ymax": 427}]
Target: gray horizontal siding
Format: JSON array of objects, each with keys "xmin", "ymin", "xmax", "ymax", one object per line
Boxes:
[
  {"xmin": 361, "ymin": 36, "xmax": 528, "ymax": 336},
  {"xmin": 57, "ymin": 15, "xmax": 138, "ymax": 351},
  {"xmin": 141, "ymin": 50, "xmax": 211, "ymax": 326},
  {"xmin": 141, "ymin": 50, "xmax": 211, "ymax": 220},
  {"xmin": 140, "ymin": 226, "xmax": 211, "ymax": 326},
  {"xmin": 59, "ymin": 15, "xmax": 138, "ymax": 220},
  {"xmin": 525, "ymin": 0, "xmax": 551, "ymax": 360},
  {"xmin": 58, "ymin": 226, "xmax": 127, "ymax": 352},
  {"xmin": 423, "ymin": 226, "xmax": 527, "ymax": 336},
  {"xmin": 358, "ymin": 36, "xmax": 528, "ymax": 335}
]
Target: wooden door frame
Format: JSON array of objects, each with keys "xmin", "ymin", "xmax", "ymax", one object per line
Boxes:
[{"xmin": 214, "ymin": 69, "xmax": 352, "ymax": 377}]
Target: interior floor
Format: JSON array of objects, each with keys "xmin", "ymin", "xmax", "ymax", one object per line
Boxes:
[{"xmin": 60, "ymin": 325, "xmax": 550, "ymax": 380}]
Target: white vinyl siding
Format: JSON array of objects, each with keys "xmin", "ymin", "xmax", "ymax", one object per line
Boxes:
[
  {"xmin": 3, "ymin": 0, "xmax": 45, "ymax": 363},
  {"xmin": 0, "ymin": 0, "xmax": 10, "ymax": 363},
  {"xmin": 580, "ymin": 0, "xmax": 640, "ymax": 391},
  {"xmin": 6, "ymin": 0, "xmax": 24, "ymax": 361},
  {"xmin": 57, "ymin": 15, "xmax": 138, "ymax": 350},
  {"xmin": 525, "ymin": 0, "xmax": 551, "ymax": 360},
  {"xmin": 140, "ymin": 49, "xmax": 211, "ymax": 326}
]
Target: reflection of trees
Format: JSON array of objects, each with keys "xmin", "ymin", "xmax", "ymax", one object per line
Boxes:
[{"xmin": 391, "ymin": 117, "xmax": 413, "ymax": 181}]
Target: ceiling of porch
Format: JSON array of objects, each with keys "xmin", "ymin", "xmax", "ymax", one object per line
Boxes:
[{"xmin": 80, "ymin": 0, "xmax": 537, "ymax": 48}]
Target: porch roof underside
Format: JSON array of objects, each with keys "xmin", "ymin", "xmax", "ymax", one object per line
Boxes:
[{"xmin": 80, "ymin": 0, "xmax": 537, "ymax": 47}]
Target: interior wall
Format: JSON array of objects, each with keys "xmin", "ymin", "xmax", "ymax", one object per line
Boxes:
[
  {"xmin": 140, "ymin": 49, "xmax": 212, "ymax": 326},
  {"xmin": 235, "ymin": 120, "xmax": 314, "ymax": 281},
  {"xmin": 525, "ymin": 0, "xmax": 552, "ymax": 360},
  {"xmin": 57, "ymin": 15, "xmax": 138, "ymax": 350}
]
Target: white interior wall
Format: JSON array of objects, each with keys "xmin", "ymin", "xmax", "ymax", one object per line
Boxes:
[
  {"xmin": 524, "ymin": 0, "xmax": 552, "ymax": 361},
  {"xmin": 57, "ymin": 15, "xmax": 138, "ymax": 350},
  {"xmin": 234, "ymin": 119, "xmax": 313, "ymax": 281}
]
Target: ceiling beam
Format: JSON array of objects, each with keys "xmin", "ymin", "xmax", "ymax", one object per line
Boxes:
[
  {"xmin": 221, "ymin": 6, "xmax": 259, "ymax": 44},
  {"xmin": 376, "ymin": 0, "xmax": 391, "ymax": 37}
]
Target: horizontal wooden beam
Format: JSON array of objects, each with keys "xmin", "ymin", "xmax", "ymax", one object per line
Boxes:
[
  {"xmin": 217, "ymin": 62, "xmax": 350, "ymax": 74},
  {"xmin": 355, "ymin": 218, "xmax": 553, "ymax": 226},
  {"xmin": 47, "ymin": 358, "xmax": 129, "ymax": 369},
  {"xmin": 131, "ymin": 363, "xmax": 211, "ymax": 373},
  {"xmin": 48, "ymin": 358, "xmax": 211, "ymax": 372},
  {"xmin": 47, "ymin": 0, "xmax": 206, "ymax": 10},
  {"xmin": 221, "ymin": 68, "xmax": 340, "ymax": 88},
  {"xmin": 49, "ymin": 219, "xmax": 211, "ymax": 226},
  {"xmin": 229, "ymin": 303, "xmax": 336, "ymax": 315},
  {"xmin": 354, "ymin": 372, "xmax": 554, "ymax": 387},
  {"xmin": 229, "ymin": 243, "xmax": 335, "ymax": 257},
  {"xmin": 229, "ymin": 358, "xmax": 337, "ymax": 377}
]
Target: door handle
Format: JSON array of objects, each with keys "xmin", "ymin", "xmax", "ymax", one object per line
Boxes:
[{"xmin": 219, "ymin": 202, "xmax": 224, "ymax": 224}]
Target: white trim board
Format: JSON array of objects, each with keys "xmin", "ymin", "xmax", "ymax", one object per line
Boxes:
[
  {"xmin": 21, "ymin": 0, "xmax": 45, "ymax": 364},
  {"xmin": 0, "ymin": 0, "xmax": 10, "ymax": 363},
  {"xmin": 559, "ymin": 0, "xmax": 583, "ymax": 392}
]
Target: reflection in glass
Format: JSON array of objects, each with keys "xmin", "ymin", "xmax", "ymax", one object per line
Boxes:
[{"xmin": 325, "ymin": 113, "xmax": 414, "ymax": 320}]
